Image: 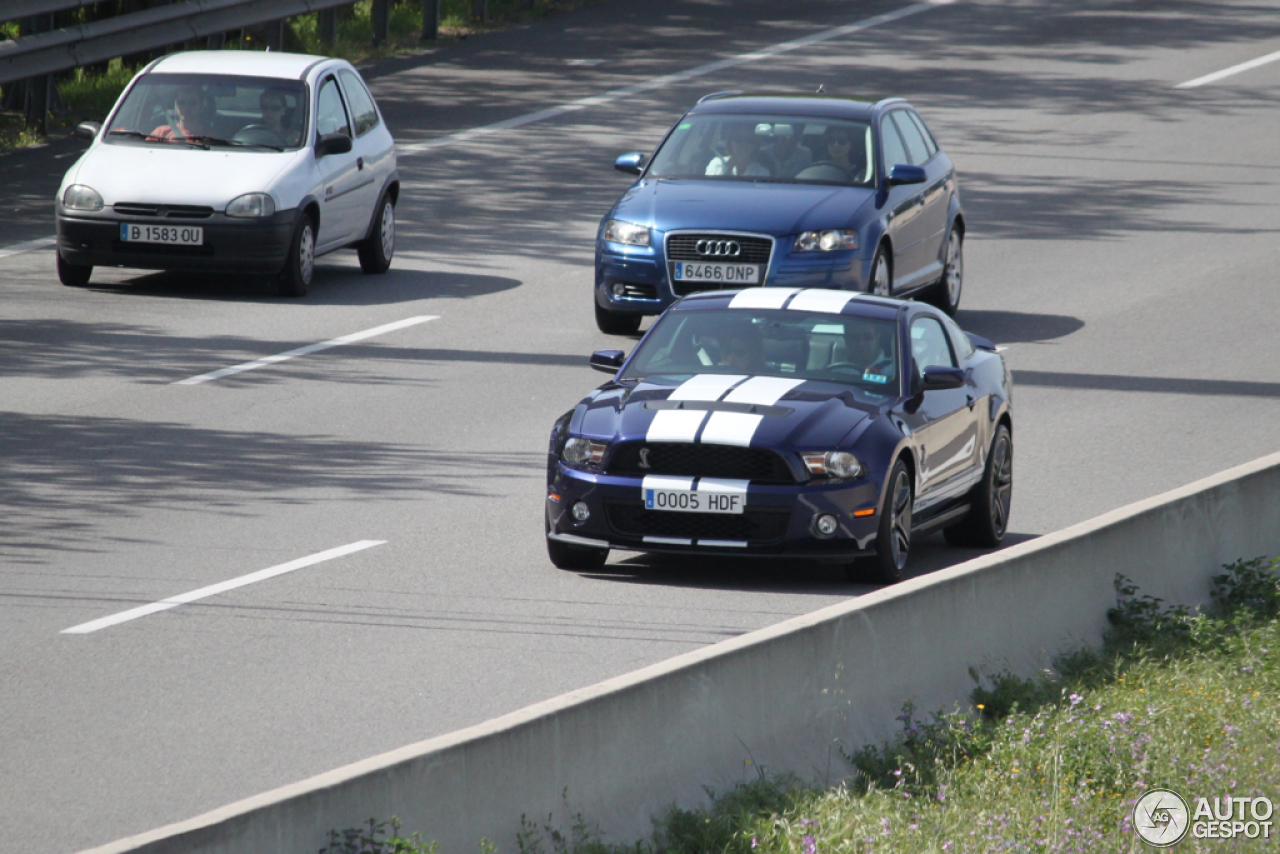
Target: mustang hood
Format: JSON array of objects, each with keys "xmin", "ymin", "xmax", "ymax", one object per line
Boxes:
[
  {"xmin": 612, "ymin": 179, "xmax": 877, "ymax": 236},
  {"xmin": 577, "ymin": 374, "xmax": 885, "ymax": 451},
  {"xmin": 64, "ymin": 143, "xmax": 303, "ymax": 209}
]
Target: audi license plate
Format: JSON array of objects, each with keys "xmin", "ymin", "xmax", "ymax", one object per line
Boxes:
[
  {"xmin": 645, "ymin": 487, "xmax": 745, "ymax": 514},
  {"xmin": 671, "ymin": 261, "xmax": 761, "ymax": 285},
  {"xmin": 120, "ymin": 223, "xmax": 203, "ymax": 246}
]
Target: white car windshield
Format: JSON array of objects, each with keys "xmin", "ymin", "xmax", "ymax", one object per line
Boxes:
[
  {"xmin": 105, "ymin": 73, "xmax": 309, "ymax": 150},
  {"xmin": 622, "ymin": 308, "xmax": 901, "ymax": 392},
  {"xmin": 647, "ymin": 114, "xmax": 876, "ymax": 186}
]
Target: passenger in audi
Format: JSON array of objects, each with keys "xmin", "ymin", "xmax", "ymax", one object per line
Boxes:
[
  {"xmin": 763, "ymin": 124, "xmax": 812, "ymax": 178},
  {"xmin": 705, "ymin": 123, "xmax": 776, "ymax": 177}
]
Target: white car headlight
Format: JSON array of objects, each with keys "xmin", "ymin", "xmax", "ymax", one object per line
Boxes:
[
  {"xmin": 801, "ymin": 451, "xmax": 865, "ymax": 479},
  {"xmin": 226, "ymin": 193, "xmax": 277, "ymax": 218},
  {"xmin": 563, "ymin": 437, "xmax": 607, "ymax": 466},
  {"xmin": 62, "ymin": 184, "xmax": 104, "ymax": 212},
  {"xmin": 603, "ymin": 219, "xmax": 650, "ymax": 247},
  {"xmin": 793, "ymin": 230, "xmax": 858, "ymax": 252}
]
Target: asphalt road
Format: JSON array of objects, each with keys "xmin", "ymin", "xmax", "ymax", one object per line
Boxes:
[{"xmin": 3, "ymin": 1, "xmax": 1280, "ymax": 851}]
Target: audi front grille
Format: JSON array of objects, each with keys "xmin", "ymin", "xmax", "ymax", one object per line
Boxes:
[{"xmin": 666, "ymin": 232, "xmax": 774, "ymax": 296}]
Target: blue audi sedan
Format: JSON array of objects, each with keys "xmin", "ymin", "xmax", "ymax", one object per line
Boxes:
[
  {"xmin": 547, "ymin": 288, "xmax": 1012, "ymax": 583},
  {"xmin": 593, "ymin": 94, "xmax": 964, "ymax": 334}
]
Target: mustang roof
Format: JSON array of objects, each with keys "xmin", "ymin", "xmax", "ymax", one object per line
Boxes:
[
  {"xmin": 687, "ymin": 95, "xmax": 881, "ymax": 121},
  {"xmin": 673, "ymin": 288, "xmax": 906, "ymax": 320}
]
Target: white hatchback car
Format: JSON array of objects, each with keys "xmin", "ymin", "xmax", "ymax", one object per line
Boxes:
[{"xmin": 55, "ymin": 51, "xmax": 398, "ymax": 296}]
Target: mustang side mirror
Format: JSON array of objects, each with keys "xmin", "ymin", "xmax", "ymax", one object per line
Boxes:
[
  {"xmin": 614, "ymin": 153, "xmax": 645, "ymax": 175},
  {"xmin": 921, "ymin": 365, "xmax": 965, "ymax": 391},
  {"xmin": 73, "ymin": 121, "xmax": 102, "ymax": 141},
  {"xmin": 315, "ymin": 133, "xmax": 353, "ymax": 157},
  {"xmin": 887, "ymin": 164, "xmax": 926, "ymax": 186},
  {"xmin": 589, "ymin": 349, "xmax": 626, "ymax": 373}
]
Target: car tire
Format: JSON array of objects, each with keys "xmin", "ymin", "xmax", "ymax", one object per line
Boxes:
[
  {"xmin": 928, "ymin": 228, "xmax": 963, "ymax": 317},
  {"xmin": 869, "ymin": 245, "xmax": 892, "ymax": 297},
  {"xmin": 357, "ymin": 193, "xmax": 395, "ymax": 275},
  {"xmin": 595, "ymin": 301, "xmax": 642, "ymax": 335},
  {"xmin": 278, "ymin": 212, "xmax": 316, "ymax": 298},
  {"xmin": 944, "ymin": 423, "xmax": 1012, "ymax": 548},
  {"xmin": 545, "ymin": 518, "xmax": 608, "ymax": 570},
  {"xmin": 854, "ymin": 458, "xmax": 913, "ymax": 584},
  {"xmin": 57, "ymin": 253, "xmax": 92, "ymax": 288}
]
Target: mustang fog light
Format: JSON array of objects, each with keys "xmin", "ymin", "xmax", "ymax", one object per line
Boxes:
[
  {"xmin": 62, "ymin": 184, "xmax": 104, "ymax": 212},
  {"xmin": 813, "ymin": 514, "xmax": 839, "ymax": 538},
  {"xmin": 571, "ymin": 501, "xmax": 591, "ymax": 522}
]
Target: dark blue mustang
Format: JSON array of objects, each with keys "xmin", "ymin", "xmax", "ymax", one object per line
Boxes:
[
  {"xmin": 547, "ymin": 288, "xmax": 1013, "ymax": 583},
  {"xmin": 593, "ymin": 93, "xmax": 965, "ymax": 335}
]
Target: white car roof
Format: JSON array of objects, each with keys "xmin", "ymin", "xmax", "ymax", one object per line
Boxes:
[{"xmin": 148, "ymin": 51, "xmax": 333, "ymax": 80}]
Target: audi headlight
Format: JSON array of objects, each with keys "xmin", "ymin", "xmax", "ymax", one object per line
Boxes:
[
  {"xmin": 603, "ymin": 219, "xmax": 650, "ymax": 247},
  {"xmin": 563, "ymin": 437, "xmax": 608, "ymax": 466},
  {"xmin": 62, "ymin": 184, "xmax": 104, "ymax": 212},
  {"xmin": 801, "ymin": 451, "xmax": 865, "ymax": 479},
  {"xmin": 793, "ymin": 230, "xmax": 858, "ymax": 252},
  {"xmin": 226, "ymin": 193, "xmax": 277, "ymax": 218}
]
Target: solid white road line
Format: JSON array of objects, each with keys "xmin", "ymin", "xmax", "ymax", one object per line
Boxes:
[
  {"xmin": 1176, "ymin": 47, "xmax": 1280, "ymax": 89},
  {"xmin": 395, "ymin": 0, "xmax": 955, "ymax": 156},
  {"xmin": 174, "ymin": 315, "xmax": 438, "ymax": 385},
  {"xmin": 0, "ymin": 235, "xmax": 57, "ymax": 259},
  {"xmin": 61, "ymin": 540, "xmax": 386, "ymax": 634}
]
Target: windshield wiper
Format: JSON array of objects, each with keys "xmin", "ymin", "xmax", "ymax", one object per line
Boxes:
[
  {"xmin": 107, "ymin": 129, "xmax": 208, "ymax": 148},
  {"xmin": 107, "ymin": 129, "xmax": 149, "ymax": 139},
  {"xmin": 226, "ymin": 140, "xmax": 284, "ymax": 152}
]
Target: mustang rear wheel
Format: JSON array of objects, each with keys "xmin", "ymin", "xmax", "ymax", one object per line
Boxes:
[
  {"xmin": 595, "ymin": 301, "xmax": 642, "ymax": 335},
  {"xmin": 545, "ymin": 518, "xmax": 608, "ymax": 570},
  {"xmin": 854, "ymin": 459, "xmax": 913, "ymax": 584},
  {"xmin": 944, "ymin": 423, "xmax": 1013, "ymax": 548}
]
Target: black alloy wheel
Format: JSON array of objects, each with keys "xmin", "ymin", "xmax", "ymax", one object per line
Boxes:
[
  {"xmin": 944, "ymin": 423, "xmax": 1013, "ymax": 548},
  {"xmin": 357, "ymin": 193, "xmax": 395, "ymax": 274},
  {"xmin": 57, "ymin": 253, "xmax": 93, "ymax": 287},
  {"xmin": 869, "ymin": 246, "xmax": 892, "ymax": 297},
  {"xmin": 278, "ymin": 213, "xmax": 315, "ymax": 297},
  {"xmin": 928, "ymin": 228, "xmax": 963, "ymax": 316},
  {"xmin": 545, "ymin": 517, "xmax": 608, "ymax": 570},
  {"xmin": 595, "ymin": 300, "xmax": 642, "ymax": 335},
  {"xmin": 854, "ymin": 459, "xmax": 913, "ymax": 584}
]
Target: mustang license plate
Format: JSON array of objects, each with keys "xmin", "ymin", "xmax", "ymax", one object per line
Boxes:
[
  {"xmin": 120, "ymin": 224, "xmax": 204, "ymax": 246},
  {"xmin": 645, "ymin": 487, "xmax": 745, "ymax": 514},
  {"xmin": 671, "ymin": 261, "xmax": 761, "ymax": 285}
]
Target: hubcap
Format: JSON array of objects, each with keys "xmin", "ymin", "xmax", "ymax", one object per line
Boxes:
[
  {"xmin": 380, "ymin": 202, "xmax": 395, "ymax": 261},
  {"xmin": 990, "ymin": 434, "xmax": 1012, "ymax": 537},
  {"xmin": 945, "ymin": 232, "xmax": 963, "ymax": 306},
  {"xmin": 872, "ymin": 254, "xmax": 890, "ymax": 296},
  {"xmin": 890, "ymin": 470, "xmax": 912, "ymax": 568},
  {"xmin": 299, "ymin": 223, "xmax": 315, "ymax": 285}
]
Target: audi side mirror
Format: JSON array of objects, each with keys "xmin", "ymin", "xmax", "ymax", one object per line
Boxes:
[
  {"xmin": 316, "ymin": 133, "xmax": 353, "ymax": 157},
  {"xmin": 887, "ymin": 164, "xmax": 926, "ymax": 186},
  {"xmin": 73, "ymin": 121, "xmax": 102, "ymax": 141},
  {"xmin": 921, "ymin": 365, "xmax": 965, "ymax": 391},
  {"xmin": 590, "ymin": 349, "xmax": 627, "ymax": 373},
  {"xmin": 614, "ymin": 153, "xmax": 645, "ymax": 175}
]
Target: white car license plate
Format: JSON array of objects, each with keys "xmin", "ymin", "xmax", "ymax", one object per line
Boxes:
[
  {"xmin": 120, "ymin": 224, "xmax": 203, "ymax": 246},
  {"xmin": 672, "ymin": 261, "xmax": 761, "ymax": 285},
  {"xmin": 645, "ymin": 488, "xmax": 745, "ymax": 514}
]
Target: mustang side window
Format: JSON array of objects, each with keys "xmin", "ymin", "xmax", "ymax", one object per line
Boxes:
[{"xmin": 910, "ymin": 317, "xmax": 956, "ymax": 381}]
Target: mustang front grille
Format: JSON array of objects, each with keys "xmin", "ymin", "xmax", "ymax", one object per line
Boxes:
[
  {"xmin": 605, "ymin": 500, "xmax": 791, "ymax": 544},
  {"xmin": 607, "ymin": 441, "xmax": 797, "ymax": 484}
]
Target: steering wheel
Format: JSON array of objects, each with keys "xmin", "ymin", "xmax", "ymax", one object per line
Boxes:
[
  {"xmin": 233, "ymin": 124, "xmax": 285, "ymax": 145},
  {"xmin": 823, "ymin": 361, "xmax": 863, "ymax": 373}
]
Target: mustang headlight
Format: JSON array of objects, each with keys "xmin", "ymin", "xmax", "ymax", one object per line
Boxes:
[
  {"xmin": 62, "ymin": 184, "xmax": 104, "ymax": 211},
  {"xmin": 794, "ymin": 230, "xmax": 858, "ymax": 252},
  {"xmin": 226, "ymin": 193, "xmax": 277, "ymax": 218},
  {"xmin": 563, "ymin": 437, "xmax": 608, "ymax": 466},
  {"xmin": 801, "ymin": 451, "xmax": 865, "ymax": 479},
  {"xmin": 603, "ymin": 219, "xmax": 651, "ymax": 247}
]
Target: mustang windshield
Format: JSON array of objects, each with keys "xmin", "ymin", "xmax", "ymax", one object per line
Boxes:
[
  {"xmin": 105, "ymin": 73, "xmax": 309, "ymax": 150},
  {"xmin": 647, "ymin": 114, "xmax": 875, "ymax": 186},
  {"xmin": 622, "ymin": 308, "xmax": 900, "ymax": 392}
]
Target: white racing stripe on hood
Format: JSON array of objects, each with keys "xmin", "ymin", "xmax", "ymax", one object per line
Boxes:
[
  {"xmin": 645, "ymin": 374, "xmax": 745, "ymax": 443},
  {"xmin": 728, "ymin": 288, "xmax": 800, "ymax": 310},
  {"xmin": 786, "ymin": 289, "xmax": 860, "ymax": 314},
  {"xmin": 700, "ymin": 376, "xmax": 805, "ymax": 446},
  {"xmin": 641, "ymin": 475, "xmax": 696, "ymax": 493},
  {"xmin": 696, "ymin": 478, "xmax": 749, "ymax": 494}
]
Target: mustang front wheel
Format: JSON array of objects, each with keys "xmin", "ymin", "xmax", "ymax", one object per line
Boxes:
[{"xmin": 856, "ymin": 459, "xmax": 913, "ymax": 584}]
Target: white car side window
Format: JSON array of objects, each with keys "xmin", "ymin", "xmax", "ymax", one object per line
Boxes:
[{"xmin": 316, "ymin": 77, "xmax": 351, "ymax": 138}]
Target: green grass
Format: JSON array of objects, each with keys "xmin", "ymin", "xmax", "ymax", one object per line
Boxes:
[
  {"xmin": 0, "ymin": 0, "xmax": 593, "ymax": 150},
  {"xmin": 326, "ymin": 557, "xmax": 1280, "ymax": 854}
]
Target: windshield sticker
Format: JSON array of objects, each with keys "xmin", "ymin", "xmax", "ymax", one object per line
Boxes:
[
  {"xmin": 677, "ymin": 123, "xmax": 692, "ymax": 130},
  {"xmin": 863, "ymin": 372, "xmax": 889, "ymax": 384}
]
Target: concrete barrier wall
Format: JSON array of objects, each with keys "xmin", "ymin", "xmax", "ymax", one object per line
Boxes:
[{"xmin": 81, "ymin": 450, "xmax": 1280, "ymax": 854}]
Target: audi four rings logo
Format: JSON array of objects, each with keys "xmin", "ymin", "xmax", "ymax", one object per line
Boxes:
[{"xmin": 696, "ymin": 239, "xmax": 741, "ymax": 257}]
